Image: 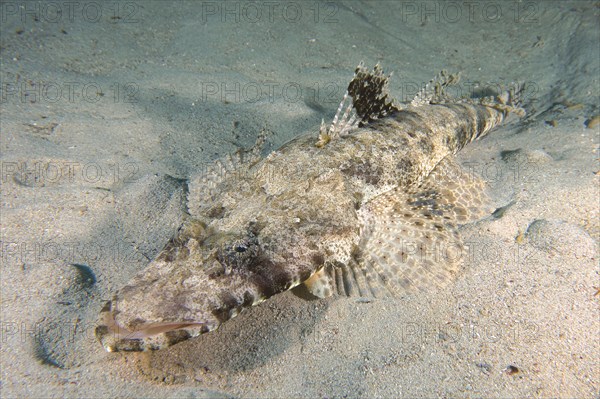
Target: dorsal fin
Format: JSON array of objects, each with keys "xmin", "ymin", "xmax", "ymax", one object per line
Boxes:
[
  {"xmin": 348, "ymin": 62, "xmax": 401, "ymax": 125},
  {"xmin": 316, "ymin": 63, "xmax": 401, "ymax": 148},
  {"xmin": 411, "ymin": 71, "xmax": 526, "ymax": 118},
  {"xmin": 188, "ymin": 128, "xmax": 270, "ymax": 216},
  {"xmin": 411, "ymin": 70, "xmax": 461, "ymax": 106}
]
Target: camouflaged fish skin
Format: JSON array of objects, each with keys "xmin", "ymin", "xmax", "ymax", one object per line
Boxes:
[{"xmin": 96, "ymin": 64, "xmax": 524, "ymax": 351}]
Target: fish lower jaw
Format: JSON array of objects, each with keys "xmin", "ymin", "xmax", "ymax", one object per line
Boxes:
[{"xmin": 95, "ymin": 311, "xmax": 212, "ymax": 352}]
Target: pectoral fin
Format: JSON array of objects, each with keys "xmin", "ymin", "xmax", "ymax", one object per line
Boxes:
[{"xmin": 332, "ymin": 157, "xmax": 492, "ymax": 297}]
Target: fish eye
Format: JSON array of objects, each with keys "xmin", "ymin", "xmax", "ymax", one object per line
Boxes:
[{"xmin": 234, "ymin": 245, "xmax": 247, "ymax": 253}]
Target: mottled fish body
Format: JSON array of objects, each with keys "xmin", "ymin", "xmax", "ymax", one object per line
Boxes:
[{"xmin": 96, "ymin": 64, "xmax": 524, "ymax": 351}]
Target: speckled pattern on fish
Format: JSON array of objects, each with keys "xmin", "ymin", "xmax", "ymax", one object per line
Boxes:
[{"xmin": 96, "ymin": 64, "xmax": 525, "ymax": 351}]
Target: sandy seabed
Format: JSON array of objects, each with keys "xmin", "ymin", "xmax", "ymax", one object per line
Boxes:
[{"xmin": 1, "ymin": 1, "xmax": 598, "ymax": 398}]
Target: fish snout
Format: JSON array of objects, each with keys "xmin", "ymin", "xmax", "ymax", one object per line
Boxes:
[{"xmin": 95, "ymin": 299, "xmax": 209, "ymax": 352}]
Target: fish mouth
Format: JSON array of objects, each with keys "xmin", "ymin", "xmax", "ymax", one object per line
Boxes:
[{"xmin": 95, "ymin": 301, "xmax": 207, "ymax": 352}]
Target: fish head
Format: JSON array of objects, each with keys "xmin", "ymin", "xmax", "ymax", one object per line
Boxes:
[{"xmin": 95, "ymin": 222, "xmax": 312, "ymax": 351}]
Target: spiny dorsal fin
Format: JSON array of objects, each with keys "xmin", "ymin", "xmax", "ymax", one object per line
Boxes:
[
  {"xmin": 348, "ymin": 62, "xmax": 401, "ymax": 125},
  {"xmin": 316, "ymin": 91, "xmax": 359, "ymax": 148},
  {"xmin": 316, "ymin": 63, "xmax": 401, "ymax": 148}
]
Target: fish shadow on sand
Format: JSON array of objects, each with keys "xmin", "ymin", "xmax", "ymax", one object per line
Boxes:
[{"xmin": 134, "ymin": 290, "xmax": 328, "ymax": 384}]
